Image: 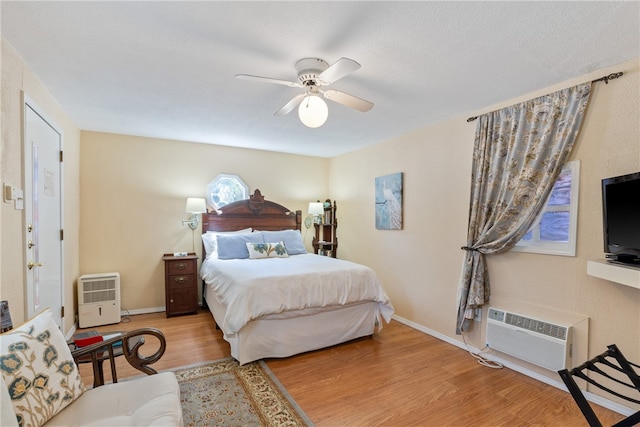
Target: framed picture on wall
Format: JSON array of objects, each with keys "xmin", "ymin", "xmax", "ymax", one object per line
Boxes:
[{"xmin": 375, "ymin": 172, "xmax": 403, "ymax": 230}]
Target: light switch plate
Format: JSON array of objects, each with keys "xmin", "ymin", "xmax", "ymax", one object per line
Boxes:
[{"xmin": 3, "ymin": 184, "xmax": 15, "ymax": 202}]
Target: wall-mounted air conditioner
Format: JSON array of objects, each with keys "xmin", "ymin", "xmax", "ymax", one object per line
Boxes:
[
  {"xmin": 486, "ymin": 307, "xmax": 572, "ymax": 372},
  {"xmin": 78, "ymin": 272, "xmax": 121, "ymax": 328}
]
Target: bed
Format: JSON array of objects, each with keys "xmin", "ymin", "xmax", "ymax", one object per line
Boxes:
[{"xmin": 200, "ymin": 189, "xmax": 394, "ymax": 364}]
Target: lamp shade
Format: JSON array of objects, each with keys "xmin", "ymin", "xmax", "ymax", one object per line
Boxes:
[
  {"xmin": 308, "ymin": 202, "xmax": 324, "ymax": 215},
  {"xmin": 298, "ymin": 95, "xmax": 328, "ymax": 128},
  {"xmin": 185, "ymin": 197, "xmax": 206, "ymax": 213}
]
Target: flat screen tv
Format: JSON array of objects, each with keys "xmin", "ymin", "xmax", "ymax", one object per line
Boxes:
[{"xmin": 601, "ymin": 171, "xmax": 640, "ymax": 266}]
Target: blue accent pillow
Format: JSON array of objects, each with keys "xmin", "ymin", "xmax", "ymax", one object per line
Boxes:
[
  {"xmin": 216, "ymin": 232, "xmax": 264, "ymax": 259},
  {"xmin": 260, "ymin": 230, "xmax": 307, "ymax": 255},
  {"xmin": 201, "ymin": 228, "xmax": 252, "ymax": 258}
]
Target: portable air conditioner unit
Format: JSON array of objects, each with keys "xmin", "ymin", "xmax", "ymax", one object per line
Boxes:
[
  {"xmin": 486, "ymin": 307, "xmax": 572, "ymax": 372},
  {"xmin": 78, "ymin": 273, "xmax": 121, "ymax": 328}
]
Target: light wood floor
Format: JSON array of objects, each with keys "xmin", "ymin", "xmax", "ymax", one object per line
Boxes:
[{"xmin": 77, "ymin": 309, "xmax": 624, "ymax": 426}]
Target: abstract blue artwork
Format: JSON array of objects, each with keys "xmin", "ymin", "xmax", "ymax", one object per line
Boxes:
[{"xmin": 375, "ymin": 172, "xmax": 403, "ymax": 230}]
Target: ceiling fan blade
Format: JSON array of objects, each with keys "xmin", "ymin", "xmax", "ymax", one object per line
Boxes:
[
  {"xmin": 323, "ymin": 89, "xmax": 373, "ymax": 112},
  {"xmin": 274, "ymin": 94, "xmax": 306, "ymax": 116},
  {"xmin": 235, "ymin": 74, "xmax": 301, "ymax": 88},
  {"xmin": 317, "ymin": 57, "xmax": 361, "ymax": 85}
]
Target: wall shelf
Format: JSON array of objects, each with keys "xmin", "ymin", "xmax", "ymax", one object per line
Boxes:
[
  {"xmin": 587, "ymin": 260, "xmax": 640, "ymax": 289},
  {"xmin": 312, "ymin": 199, "xmax": 337, "ymax": 258}
]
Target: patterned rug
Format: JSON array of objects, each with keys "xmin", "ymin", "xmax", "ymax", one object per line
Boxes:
[{"xmin": 173, "ymin": 358, "xmax": 314, "ymax": 427}]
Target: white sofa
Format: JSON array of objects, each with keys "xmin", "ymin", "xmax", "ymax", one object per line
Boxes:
[{"xmin": 1, "ymin": 309, "xmax": 183, "ymax": 427}]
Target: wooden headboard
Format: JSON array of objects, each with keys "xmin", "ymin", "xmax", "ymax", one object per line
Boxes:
[{"xmin": 202, "ymin": 189, "xmax": 302, "ymax": 233}]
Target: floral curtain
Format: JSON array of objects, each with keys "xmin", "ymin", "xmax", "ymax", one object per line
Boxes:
[{"xmin": 456, "ymin": 83, "xmax": 592, "ymax": 334}]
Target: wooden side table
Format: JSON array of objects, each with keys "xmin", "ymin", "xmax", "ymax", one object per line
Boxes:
[{"xmin": 162, "ymin": 254, "xmax": 198, "ymax": 317}]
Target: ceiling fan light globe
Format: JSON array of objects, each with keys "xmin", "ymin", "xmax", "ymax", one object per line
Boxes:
[{"xmin": 298, "ymin": 95, "xmax": 328, "ymax": 128}]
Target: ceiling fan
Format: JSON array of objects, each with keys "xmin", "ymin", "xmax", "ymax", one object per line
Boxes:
[{"xmin": 236, "ymin": 57, "xmax": 373, "ymax": 128}]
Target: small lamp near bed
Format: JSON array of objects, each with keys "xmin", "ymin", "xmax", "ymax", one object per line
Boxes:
[
  {"xmin": 308, "ymin": 202, "xmax": 324, "ymax": 225},
  {"xmin": 182, "ymin": 197, "xmax": 207, "ymax": 230}
]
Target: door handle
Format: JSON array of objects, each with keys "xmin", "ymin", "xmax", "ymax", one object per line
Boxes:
[{"xmin": 28, "ymin": 261, "xmax": 45, "ymax": 270}]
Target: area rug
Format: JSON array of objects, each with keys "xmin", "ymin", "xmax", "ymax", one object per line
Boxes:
[{"xmin": 173, "ymin": 357, "xmax": 314, "ymax": 427}]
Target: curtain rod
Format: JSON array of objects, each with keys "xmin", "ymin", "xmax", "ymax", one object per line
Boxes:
[{"xmin": 466, "ymin": 71, "xmax": 624, "ymax": 122}]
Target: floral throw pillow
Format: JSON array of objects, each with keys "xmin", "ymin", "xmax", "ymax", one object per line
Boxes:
[
  {"xmin": 0, "ymin": 309, "xmax": 85, "ymax": 427},
  {"xmin": 246, "ymin": 241, "xmax": 289, "ymax": 259}
]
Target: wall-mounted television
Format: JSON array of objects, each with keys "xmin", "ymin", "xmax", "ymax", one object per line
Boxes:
[{"xmin": 601, "ymin": 171, "xmax": 640, "ymax": 266}]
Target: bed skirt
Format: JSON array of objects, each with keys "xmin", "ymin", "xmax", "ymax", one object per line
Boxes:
[{"xmin": 205, "ymin": 286, "xmax": 378, "ymax": 364}]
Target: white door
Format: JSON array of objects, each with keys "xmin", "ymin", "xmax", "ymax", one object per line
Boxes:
[{"xmin": 24, "ymin": 97, "xmax": 64, "ymax": 328}]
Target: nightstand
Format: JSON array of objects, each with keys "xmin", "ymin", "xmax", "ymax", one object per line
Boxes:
[{"xmin": 162, "ymin": 253, "xmax": 199, "ymax": 317}]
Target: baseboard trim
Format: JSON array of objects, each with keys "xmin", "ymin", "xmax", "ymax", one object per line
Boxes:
[
  {"xmin": 121, "ymin": 306, "xmax": 165, "ymax": 316},
  {"xmin": 391, "ymin": 314, "xmax": 635, "ymax": 417},
  {"xmin": 65, "ymin": 307, "xmax": 166, "ymax": 340}
]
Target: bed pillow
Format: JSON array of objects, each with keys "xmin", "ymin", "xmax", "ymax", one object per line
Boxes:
[
  {"xmin": 246, "ymin": 241, "xmax": 289, "ymax": 259},
  {"xmin": 0, "ymin": 309, "xmax": 85, "ymax": 427},
  {"xmin": 260, "ymin": 229, "xmax": 307, "ymax": 255},
  {"xmin": 217, "ymin": 232, "xmax": 264, "ymax": 260},
  {"xmin": 201, "ymin": 227, "xmax": 253, "ymax": 258}
]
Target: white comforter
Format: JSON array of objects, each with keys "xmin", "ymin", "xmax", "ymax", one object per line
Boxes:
[{"xmin": 201, "ymin": 253, "xmax": 394, "ymax": 334}]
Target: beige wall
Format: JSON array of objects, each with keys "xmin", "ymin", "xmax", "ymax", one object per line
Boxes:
[
  {"xmin": 79, "ymin": 132, "xmax": 328, "ymax": 311},
  {"xmin": 1, "ymin": 37, "xmax": 81, "ymax": 333},
  {"xmin": 330, "ymin": 58, "xmax": 640, "ymax": 385}
]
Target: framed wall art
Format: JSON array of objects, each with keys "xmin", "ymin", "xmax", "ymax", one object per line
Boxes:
[{"xmin": 375, "ymin": 172, "xmax": 403, "ymax": 230}]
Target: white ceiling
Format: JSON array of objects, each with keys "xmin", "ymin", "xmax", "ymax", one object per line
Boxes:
[{"xmin": 2, "ymin": 1, "xmax": 639, "ymax": 158}]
